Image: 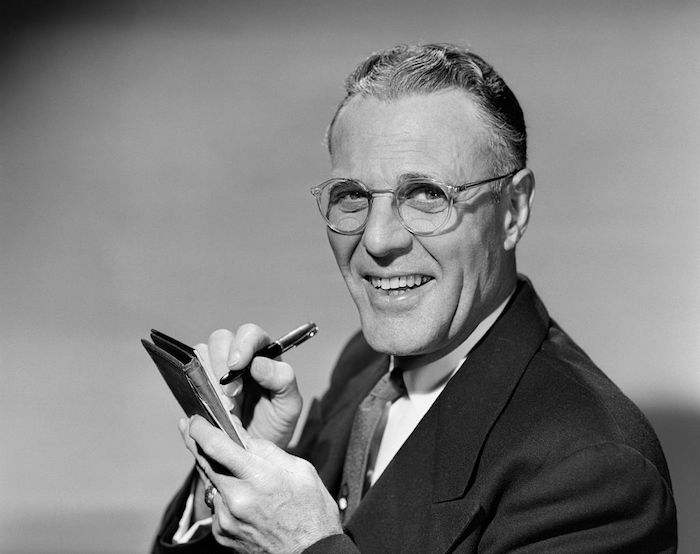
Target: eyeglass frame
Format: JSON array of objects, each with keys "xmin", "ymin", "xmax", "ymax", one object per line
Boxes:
[{"xmin": 309, "ymin": 170, "xmax": 519, "ymax": 236}]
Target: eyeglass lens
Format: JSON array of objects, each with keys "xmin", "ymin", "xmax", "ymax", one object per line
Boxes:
[{"xmin": 320, "ymin": 180, "xmax": 450, "ymax": 234}]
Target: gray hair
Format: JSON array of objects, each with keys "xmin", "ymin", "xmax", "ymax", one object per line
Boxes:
[{"xmin": 327, "ymin": 43, "xmax": 527, "ymax": 179}]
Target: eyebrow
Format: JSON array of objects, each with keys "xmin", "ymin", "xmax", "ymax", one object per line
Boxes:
[{"xmin": 397, "ymin": 172, "xmax": 438, "ymax": 182}]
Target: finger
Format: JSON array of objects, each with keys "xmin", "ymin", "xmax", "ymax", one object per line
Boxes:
[
  {"xmin": 207, "ymin": 329, "xmax": 236, "ymax": 380},
  {"xmin": 179, "ymin": 418, "xmax": 216, "ymax": 475},
  {"xmin": 194, "ymin": 465, "xmax": 208, "ymax": 487},
  {"xmin": 194, "ymin": 342, "xmax": 231, "ymax": 401},
  {"xmin": 179, "ymin": 416, "xmax": 235, "ymax": 483},
  {"xmin": 227, "ymin": 323, "xmax": 271, "ymax": 369},
  {"xmin": 210, "ymin": 501, "xmax": 246, "ymax": 548},
  {"xmin": 212, "ymin": 488, "xmax": 240, "ymax": 528},
  {"xmin": 178, "ymin": 417, "xmax": 195, "ymax": 451},
  {"xmin": 188, "ymin": 415, "xmax": 259, "ymax": 480},
  {"xmin": 193, "ymin": 342, "xmax": 215, "ymax": 382},
  {"xmin": 194, "ymin": 340, "xmax": 238, "ymax": 413}
]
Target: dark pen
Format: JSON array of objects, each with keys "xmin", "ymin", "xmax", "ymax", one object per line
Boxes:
[{"xmin": 219, "ymin": 321, "xmax": 319, "ymax": 385}]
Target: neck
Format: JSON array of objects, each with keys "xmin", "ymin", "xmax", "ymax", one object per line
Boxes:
[{"xmin": 396, "ymin": 273, "xmax": 517, "ymax": 373}]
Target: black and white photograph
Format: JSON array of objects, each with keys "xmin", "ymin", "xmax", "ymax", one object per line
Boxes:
[{"xmin": 1, "ymin": 1, "xmax": 698, "ymax": 552}]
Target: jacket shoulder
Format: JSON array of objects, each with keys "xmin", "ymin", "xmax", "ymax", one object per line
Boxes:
[{"xmin": 508, "ymin": 320, "xmax": 672, "ymax": 487}]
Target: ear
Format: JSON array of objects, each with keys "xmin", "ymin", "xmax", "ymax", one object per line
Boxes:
[{"xmin": 502, "ymin": 168, "xmax": 535, "ymax": 251}]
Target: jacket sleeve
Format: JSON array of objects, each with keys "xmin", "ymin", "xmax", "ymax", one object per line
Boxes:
[
  {"xmin": 150, "ymin": 471, "xmax": 231, "ymax": 554},
  {"xmin": 478, "ymin": 442, "xmax": 677, "ymax": 553},
  {"xmin": 150, "ymin": 468, "xmax": 358, "ymax": 554},
  {"xmin": 302, "ymin": 534, "xmax": 360, "ymax": 553}
]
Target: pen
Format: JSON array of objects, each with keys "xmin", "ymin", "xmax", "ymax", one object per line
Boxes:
[{"xmin": 219, "ymin": 321, "xmax": 318, "ymax": 385}]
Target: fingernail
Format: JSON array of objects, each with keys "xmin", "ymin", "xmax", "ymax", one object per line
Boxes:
[
  {"xmin": 178, "ymin": 418, "xmax": 187, "ymax": 433},
  {"xmin": 227, "ymin": 351, "xmax": 241, "ymax": 368}
]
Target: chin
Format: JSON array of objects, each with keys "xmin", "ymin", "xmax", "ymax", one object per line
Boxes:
[{"xmin": 360, "ymin": 316, "xmax": 443, "ymax": 357}]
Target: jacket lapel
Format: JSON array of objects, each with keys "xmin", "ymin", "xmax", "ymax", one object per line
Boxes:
[{"xmin": 432, "ymin": 279, "xmax": 549, "ymax": 502}]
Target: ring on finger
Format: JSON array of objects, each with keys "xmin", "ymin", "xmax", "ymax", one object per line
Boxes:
[{"xmin": 204, "ymin": 483, "xmax": 218, "ymax": 510}]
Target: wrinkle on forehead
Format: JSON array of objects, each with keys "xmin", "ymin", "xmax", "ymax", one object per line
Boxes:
[{"xmin": 330, "ymin": 91, "xmax": 490, "ymax": 185}]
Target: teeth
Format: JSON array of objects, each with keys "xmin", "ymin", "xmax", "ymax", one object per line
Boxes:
[{"xmin": 369, "ymin": 274, "xmax": 430, "ymax": 290}]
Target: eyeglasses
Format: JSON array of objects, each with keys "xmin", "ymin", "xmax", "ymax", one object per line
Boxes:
[{"xmin": 310, "ymin": 170, "xmax": 517, "ymax": 236}]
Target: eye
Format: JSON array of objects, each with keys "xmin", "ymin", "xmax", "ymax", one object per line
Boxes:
[
  {"xmin": 410, "ymin": 185, "xmax": 441, "ymax": 200},
  {"xmin": 400, "ymin": 181, "xmax": 448, "ymax": 213},
  {"xmin": 328, "ymin": 181, "xmax": 369, "ymax": 212}
]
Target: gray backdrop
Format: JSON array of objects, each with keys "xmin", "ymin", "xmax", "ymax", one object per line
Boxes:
[{"xmin": 1, "ymin": 0, "xmax": 698, "ymax": 551}]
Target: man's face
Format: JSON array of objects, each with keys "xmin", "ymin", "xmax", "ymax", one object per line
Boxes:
[{"xmin": 327, "ymin": 90, "xmax": 515, "ymax": 358}]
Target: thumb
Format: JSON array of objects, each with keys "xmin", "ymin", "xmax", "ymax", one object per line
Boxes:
[
  {"xmin": 187, "ymin": 415, "xmax": 260, "ymax": 480},
  {"xmin": 250, "ymin": 358, "xmax": 300, "ymax": 401}
]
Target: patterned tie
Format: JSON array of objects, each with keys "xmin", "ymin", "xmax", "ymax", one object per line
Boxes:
[{"xmin": 338, "ymin": 369, "xmax": 406, "ymax": 522}]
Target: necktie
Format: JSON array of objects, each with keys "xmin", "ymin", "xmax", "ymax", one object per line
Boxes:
[{"xmin": 339, "ymin": 369, "xmax": 406, "ymax": 522}]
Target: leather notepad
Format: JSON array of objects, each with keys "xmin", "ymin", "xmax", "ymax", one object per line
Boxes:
[{"xmin": 142, "ymin": 329, "xmax": 246, "ymax": 448}]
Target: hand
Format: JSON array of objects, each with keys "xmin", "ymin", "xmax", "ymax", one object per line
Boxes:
[
  {"xmin": 195, "ymin": 324, "xmax": 303, "ymax": 448},
  {"xmin": 181, "ymin": 415, "xmax": 342, "ymax": 553}
]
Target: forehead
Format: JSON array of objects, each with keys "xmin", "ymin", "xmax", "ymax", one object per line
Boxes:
[{"xmin": 331, "ymin": 90, "xmax": 489, "ymax": 183}]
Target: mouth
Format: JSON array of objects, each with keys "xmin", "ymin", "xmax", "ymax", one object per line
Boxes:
[{"xmin": 366, "ymin": 274, "xmax": 434, "ymax": 295}]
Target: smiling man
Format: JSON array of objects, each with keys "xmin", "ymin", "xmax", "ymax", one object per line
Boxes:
[
  {"xmin": 324, "ymin": 90, "xmax": 523, "ymax": 361},
  {"xmin": 152, "ymin": 44, "xmax": 677, "ymax": 553}
]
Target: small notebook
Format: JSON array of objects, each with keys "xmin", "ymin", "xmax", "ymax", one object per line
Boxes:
[{"xmin": 142, "ymin": 329, "xmax": 247, "ymax": 448}]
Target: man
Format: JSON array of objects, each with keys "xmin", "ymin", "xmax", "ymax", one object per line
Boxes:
[{"xmin": 152, "ymin": 44, "xmax": 677, "ymax": 552}]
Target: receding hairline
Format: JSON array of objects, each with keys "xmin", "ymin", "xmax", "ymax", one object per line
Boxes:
[
  {"xmin": 327, "ymin": 88, "xmax": 505, "ymax": 171},
  {"xmin": 325, "ymin": 43, "xmax": 527, "ymax": 182}
]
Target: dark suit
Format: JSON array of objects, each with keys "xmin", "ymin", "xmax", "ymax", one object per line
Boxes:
[{"xmin": 153, "ymin": 277, "xmax": 677, "ymax": 553}]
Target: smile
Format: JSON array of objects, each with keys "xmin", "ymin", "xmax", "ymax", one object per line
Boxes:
[{"xmin": 367, "ymin": 274, "xmax": 433, "ymax": 293}]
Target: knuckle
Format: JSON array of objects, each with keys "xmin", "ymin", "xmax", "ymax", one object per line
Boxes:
[
  {"xmin": 245, "ymin": 436, "xmax": 266, "ymax": 452},
  {"xmin": 249, "ymin": 438, "xmax": 280, "ymax": 461},
  {"xmin": 235, "ymin": 322, "xmax": 261, "ymax": 337},
  {"xmin": 236, "ymin": 323, "xmax": 270, "ymax": 345},
  {"xmin": 211, "ymin": 511, "xmax": 235, "ymax": 541},
  {"xmin": 295, "ymin": 457, "xmax": 315, "ymax": 475},
  {"xmin": 226, "ymin": 491, "xmax": 250, "ymax": 515}
]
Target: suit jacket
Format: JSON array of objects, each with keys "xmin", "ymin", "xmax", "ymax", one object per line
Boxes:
[{"xmin": 152, "ymin": 277, "xmax": 677, "ymax": 553}]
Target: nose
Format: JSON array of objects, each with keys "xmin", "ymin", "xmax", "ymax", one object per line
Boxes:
[{"xmin": 361, "ymin": 194, "xmax": 413, "ymax": 258}]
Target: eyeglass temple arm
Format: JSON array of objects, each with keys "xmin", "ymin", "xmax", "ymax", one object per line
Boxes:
[{"xmin": 452, "ymin": 170, "xmax": 518, "ymax": 193}]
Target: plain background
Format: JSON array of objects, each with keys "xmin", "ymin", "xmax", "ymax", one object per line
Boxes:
[{"xmin": 1, "ymin": 0, "xmax": 698, "ymax": 551}]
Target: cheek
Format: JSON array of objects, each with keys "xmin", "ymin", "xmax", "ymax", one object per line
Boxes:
[
  {"xmin": 327, "ymin": 232, "xmax": 357, "ymax": 276},
  {"xmin": 449, "ymin": 214, "xmax": 503, "ymax": 302}
]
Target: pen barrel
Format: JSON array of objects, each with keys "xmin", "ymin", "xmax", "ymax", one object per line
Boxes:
[
  {"xmin": 260, "ymin": 341, "xmax": 284, "ymax": 359},
  {"xmin": 219, "ymin": 322, "xmax": 317, "ymax": 385},
  {"xmin": 219, "ymin": 341, "xmax": 283, "ymax": 385}
]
